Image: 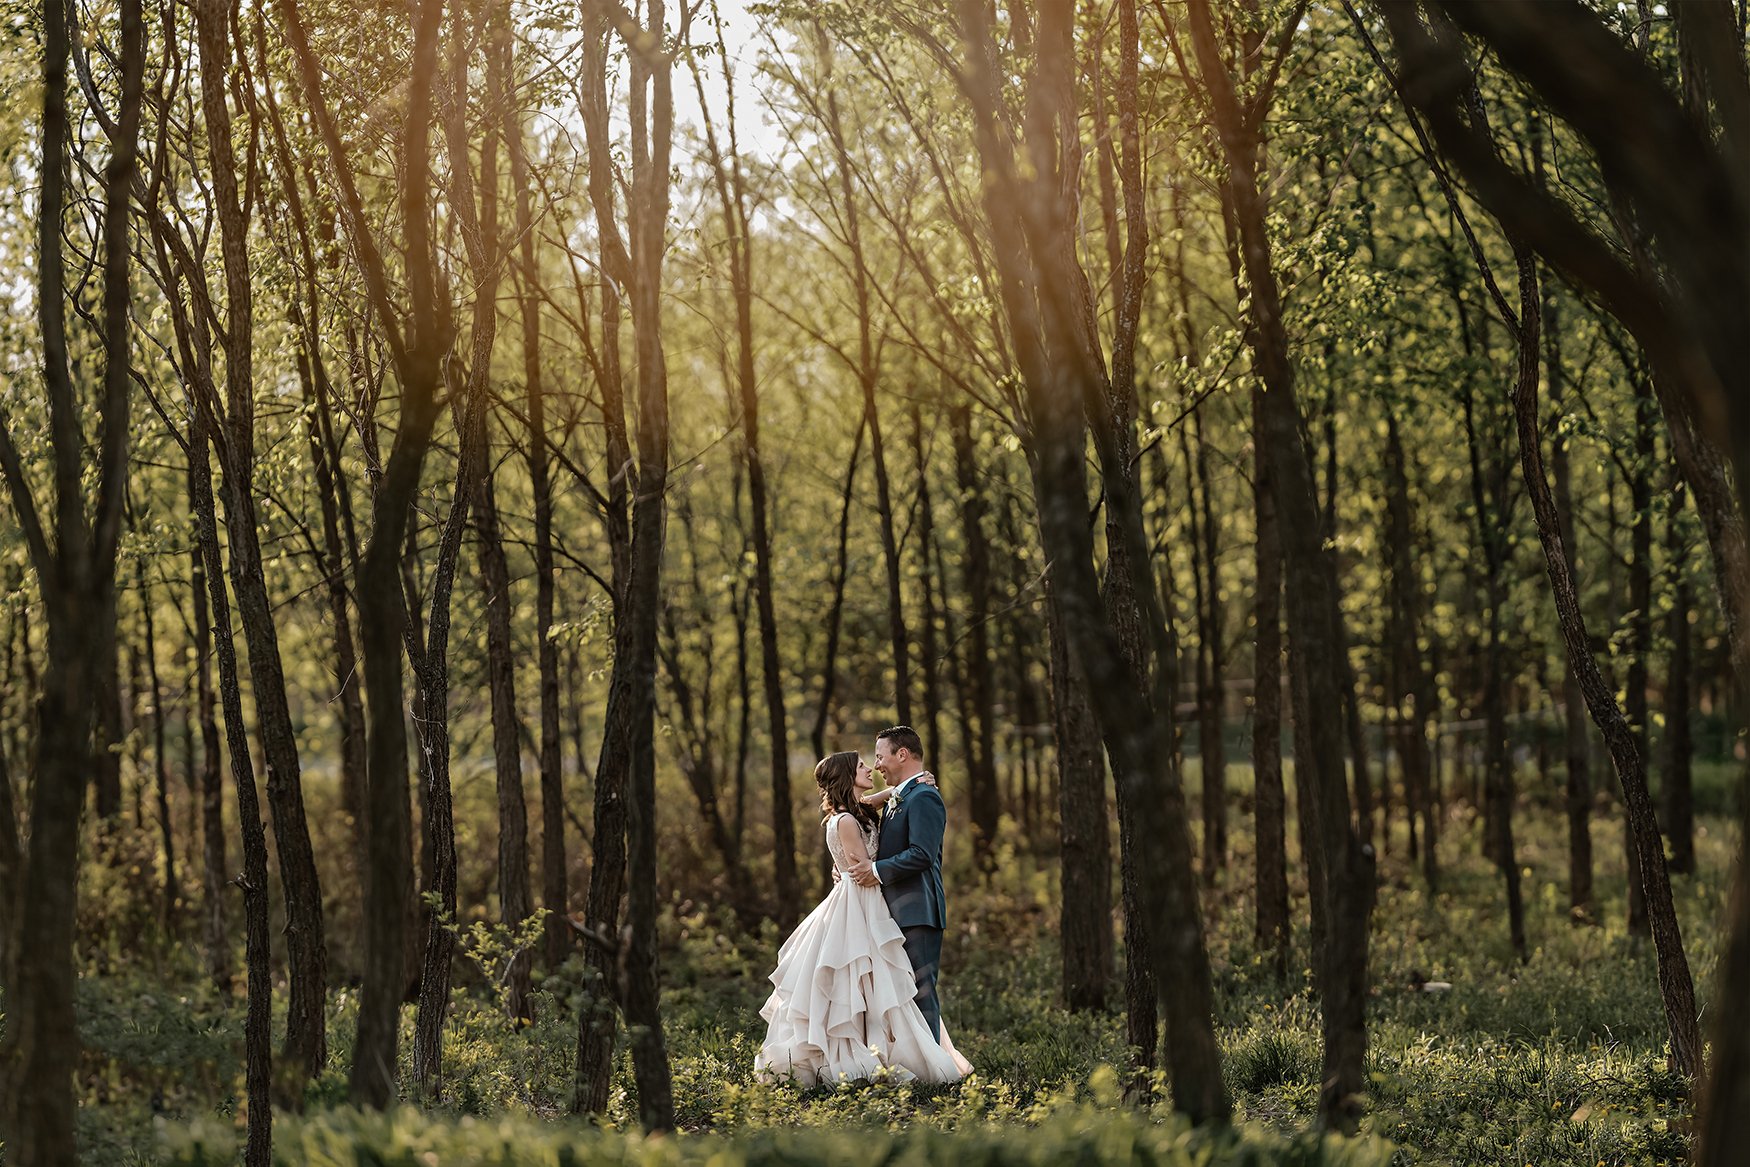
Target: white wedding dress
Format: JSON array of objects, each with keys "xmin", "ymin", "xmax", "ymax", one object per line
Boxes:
[{"xmin": 754, "ymin": 811, "xmax": 971, "ymax": 1086}]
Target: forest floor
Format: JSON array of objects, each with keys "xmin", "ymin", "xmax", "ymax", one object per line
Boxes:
[{"xmin": 60, "ymin": 760, "xmax": 1738, "ymax": 1166}]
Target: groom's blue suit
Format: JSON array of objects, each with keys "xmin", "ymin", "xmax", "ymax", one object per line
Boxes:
[{"xmin": 874, "ymin": 775, "xmax": 947, "ymax": 1040}]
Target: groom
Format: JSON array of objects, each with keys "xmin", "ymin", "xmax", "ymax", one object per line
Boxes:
[{"xmin": 850, "ymin": 725, "xmax": 946, "ymax": 1041}]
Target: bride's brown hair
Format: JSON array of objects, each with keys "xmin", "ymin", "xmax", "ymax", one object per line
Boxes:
[{"xmin": 816, "ymin": 751, "xmax": 878, "ymax": 830}]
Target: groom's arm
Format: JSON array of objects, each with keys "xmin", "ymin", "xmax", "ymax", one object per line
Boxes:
[{"xmin": 873, "ymin": 788, "xmax": 945, "ymax": 884}]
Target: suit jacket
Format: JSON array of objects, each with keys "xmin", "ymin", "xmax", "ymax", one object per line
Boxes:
[{"xmin": 874, "ymin": 777, "xmax": 947, "ymax": 930}]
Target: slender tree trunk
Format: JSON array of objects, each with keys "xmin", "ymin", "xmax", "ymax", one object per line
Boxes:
[
  {"xmin": 818, "ymin": 63, "xmax": 909, "ymax": 726},
  {"xmin": 476, "ymin": 459, "xmax": 534, "ymax": 1019},
  {"xmin": 749, "ymin": 385, "xmax": 798, "ymax": 930},
  {"xmin": 277, "ymin": 0, "xmax": 448, "ymax": 1109},
  {"xmin": 691, "ymin": 45, "xmax": 798, "ymax": 928},
  {"xmin": 952, "ymin": 404, "xmax": 1001, "ymax": 869},
  {"xmin": 500, "ymin": 30, "xmax": 570, "ymax": 972},
  {"xmin": 616, "ymin": 3, "xmax": 676, "ymax": 1125},
  {"xmin": 410, "ymin": 405, "xmax": 478, "ymax": 1094},
  {"xmin": 0, "ymin": 4, "xmax": 143, "ymax": 1159},
  {"xmin": 299, "ymin": 353, "xmax": 368, "ymax": 869},
  {"xmin": 912, "ymin": 404, "xmax": 945, "ymax": 775},
  {"xmin": 810, "ymin": 420, "xmax": 866, "ymax": 760},
  {"xmin": 958, "ymin": 0, "xmax": 1229, "ymax": 1123},
  {"xmin": 1253, "ymin": 390, "xmax": 1290, "ymax": 978},
  {"xmin": 1385, "ymin": 417, "xmax": 1438, "ymax": 891},
  {"xmin": 1482, "ymin": 558, "xmax": 1527, "ymax": 960},
  {"xmin": 1319, "ymin": 416, "xmax": 1374, "ymax": 852},
  {"xmin": 191, "ymin": 0, "xmax": 329, "ymax": 1086},
  {"xmin": 731, "ymin": 576, "xmax": 752, "ymax": 848},
  {"xmin": 1502, "ymin": 248, "xmax": 1702, "ymax": 1081},
  {"xmin": 1664, "ymin": 478, "xmax": 1695, "ymax": 875},
  {"xmin": 139, "ymin": 561, "xmax": 180, "ymax": 927},
  {"xmin": 189, "ymin": 504, "xmax": 230, "ymax": 991},
  {"xmin": 405, "ymin": 524, "xmax": 436, "ymax": 994},
  {"xmin": 573, "ymin": 2, "xmax": 676, "ymax": 1126},
  {"xmin": 1456, "ymin": 296, "xmax": 1526, "ymax": 958},
  {"xmin": 193, "ymin": 419, "xmax": 275, "ymax": 1165},
  {"xmin": 1192, "ymin": 411, "xmax": 1228, "ymax": 882},
  {"xmin": 1545, "ymin": 275, "xmax": 1594, "ymax": 919},
  {"xmin": 1181, "ymin": 0, "xmax": 1373, "ymax": 1127},
  {"xmin": 1626, "ymin": 377, "xmax": 1656, "ymax": 936},
  {"xmin": 1047, "ymin": 577, "xmax": 1113, "ymax": 1011},
  {"xmin": 94, "ymin": 637, "xmax": 124, "ymax": 825},
  {"xmin": 471, "ymin": 36, "xmax": 536, "ymax": 997},
  {"xmin": 415, "ymin": 12, "xmax": 507, "ymax": 1080}
]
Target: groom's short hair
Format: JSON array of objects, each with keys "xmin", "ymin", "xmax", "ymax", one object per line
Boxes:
[{"xmin": 878, "ymin": 725, "xmax": 924, "ymax": 761}]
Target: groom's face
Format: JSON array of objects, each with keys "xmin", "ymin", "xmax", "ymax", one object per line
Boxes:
[{"xmin": 874, "ymin": 738, "xmax": 909, "ymax": 781}]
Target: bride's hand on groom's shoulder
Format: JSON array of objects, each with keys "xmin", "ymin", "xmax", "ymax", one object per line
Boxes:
[{"xmin": 859, "ymin": 774, "xmax": 938, "ymax": 806}]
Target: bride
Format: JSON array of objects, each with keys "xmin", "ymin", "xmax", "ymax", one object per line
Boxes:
[{"xmin": 754, "ymin": 751, "xmax": 971, "ymax": 1086}]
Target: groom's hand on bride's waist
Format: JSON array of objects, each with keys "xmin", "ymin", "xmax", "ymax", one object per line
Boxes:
[{"xmin": 849, "ymin": 858, "xmax": 880, "ymax": 887}]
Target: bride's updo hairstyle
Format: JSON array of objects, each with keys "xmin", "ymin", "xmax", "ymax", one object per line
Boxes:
[{"xmin": 816, "ymin": 751, "xmax": 878, "ymax": 830}]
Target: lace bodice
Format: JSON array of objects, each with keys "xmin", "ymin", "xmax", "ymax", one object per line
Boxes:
[{"xmin": 825, "ymin": 812, "xmax": 878, "ymax": 874}]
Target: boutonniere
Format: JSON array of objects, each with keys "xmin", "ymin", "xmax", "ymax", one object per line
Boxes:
[{"xmin": 888, "ymin": 787, "xmax": 906, "ymax": 813}]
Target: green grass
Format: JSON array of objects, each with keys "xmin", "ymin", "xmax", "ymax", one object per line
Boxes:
[{"xmin": 31, "ymin": 759, "xmax": 1740, "ymax": 1166}]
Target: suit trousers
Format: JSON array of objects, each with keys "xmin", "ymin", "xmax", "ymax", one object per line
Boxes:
[{"xmin": 901, "ymin": 925, "xmax": 943, "ymax": 1041}]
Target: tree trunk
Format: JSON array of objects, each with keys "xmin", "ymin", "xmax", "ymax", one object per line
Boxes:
[
  {"xmin": 615, "ymin": 2, "xmax": 677, "ymax": 1125},
  {"xmin": 192, "ymin": 418, "xmax": 275, "ymax": 1165},
  {"xmin": 1321, "ymin": 412, "xmax": 1374, "ymax": 850},
  {"xmin": 1384, "ymin": 417, "xmax": 1438, "ymax": 891},
  {"xmin": 912, "ymin": 404, "xmax": 945, "ymax": 770},
  {"xmin": 1461, "ymin": 368, "xmax": 1527, "ymax": 959},
  {"xmin": 299, "ymin": 351, "xmax": 368, "ymax": 875},
  {"xmin": 1374, "ymin": 2, "xmax": 1726, "ymax": 1087},
  {"xmin": 957, "ymin": 0, "xmax": 1229, "ymax": 1123},
  {"xmin": 809, "ymin": 420, "xmax": 866, "ymax": 759},
  {"xmin": 1664, "ymin": 477, "xmax": 1695, "ymax": 875},
  {"xmin": 500, "ymin": 29, "xmax": 570, "ymax": 973},
  {"xmin": 1544, "ymin": 274, "xmax": 1594, "ymax": 919},
  {"xmin": 190, "ymin": 0, "xmax": 329, "ymax": 1087},
  {"xmin": 691, "ymin": 46, "xmax": 799, "ymax": 928},
  {"xmin": 1253, "ymin": 390, "xmax": 1290, "ymax": 977},
  {"xmin": 573, "ymin": 2, "xmax": 676, "ymax": 1127},
  {"xmin": 0, "ymin": 5, "xmax": 146, "ymax": 1160},
  {"xmin": 189, "ymin": 496, "xmax": 230, "ymax": 992},
  {"xmin": 1181, "ymin": 0, "xmax": 1373, "ymax": 1127},
  {"xmin": 410, "ymin": 410, "xmax": 477, "ymax": 1094},
  {"xmin": 1047, "ymin": 577, "xmax": 1113, "ymax": 1011},
  {"xmin": 818, "ymin": 70, "xmax": 910, "ymax": 728},
  {"xmin": 415, "ymin": 11, "xmax": 509, "ymax": 1080},
  {"xmin": 476, "ymin": 461, "xmax": 535, "ymax": 1019},
  {"xmin": 952, "ymin": 404, "xmax": 1001, "ymax": 869},
  {"xmin": 277, "ymin": 0, "xmax": 448, "ymax": 1109},
  {"xmin": 1503, "ymin": 253, "xmax": 1703, "ymax": 1081},
  {"xmin": 1625, "ymin": 377, "xmax": 1655, "ymax": 936},
  {"xmin": 138, "ymin": 560, "xmax": 180, "ymax": 927},
  {"xmin": 94, "ymin": 636, "xmax": 124, "ymax": 825},
  {"xmin": 1193, "ymin": 411, "xmax": 1228, "ymax": 882}
]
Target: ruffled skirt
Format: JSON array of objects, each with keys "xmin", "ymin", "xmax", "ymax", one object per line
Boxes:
[{"xmin": 754, "ymin": 873, "xmax": 970, "ymax": 1086}]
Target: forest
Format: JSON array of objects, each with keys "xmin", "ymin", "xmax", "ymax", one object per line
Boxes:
[{"xmin": 0, "ymin": 0, "xmax": 1745, "ymax": 1163}]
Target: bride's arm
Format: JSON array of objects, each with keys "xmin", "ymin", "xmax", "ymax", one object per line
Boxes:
[
  {"xmin": 836, "ymin": 813, "xmax": 874, "ymax": 867},
  {"xmin": 857, "ymin": 773, "xmax": 938, "ymax": 805}
]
